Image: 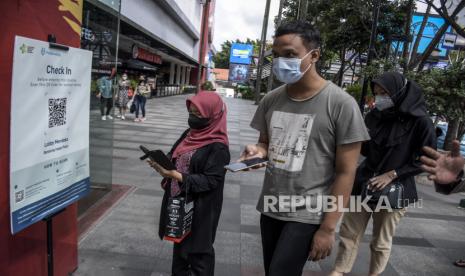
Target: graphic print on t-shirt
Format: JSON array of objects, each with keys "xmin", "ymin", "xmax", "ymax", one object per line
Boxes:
[{"xmin": 268, "ymin": 111, "xmax": 315, "ymax": 172}]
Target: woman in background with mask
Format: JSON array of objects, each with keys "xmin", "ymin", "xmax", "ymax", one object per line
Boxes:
[
  {"xmin": 330, "ymin": 72, "xmax": 436, "ymax": 276},
  {"xmin": 147, "ymin": 90, "xmax": 230, "ymax": 276},
  {"xmin": 117, "ymin": 73, "xmax": 130, "ymax": 120}
]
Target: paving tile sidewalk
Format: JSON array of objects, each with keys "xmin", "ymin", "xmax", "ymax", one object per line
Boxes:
[{"xmin": 74, "ymin": 94, "xmax": 465, "ymax": 276}]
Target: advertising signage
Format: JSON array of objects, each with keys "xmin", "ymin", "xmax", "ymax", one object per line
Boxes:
[
  {"xmin": 10, "ymin": 36, "xmax": 92, "ymax": 234},
  {"xmin": 229, "ymin": 43, "xmax": 253, "ymax": 65},
  {"xmin": 404, "ymin": 14, "xmax": 453, "ymax": 57},
  {"xmin": 229, "ymin": 63, "xmax": 249, "ymax": 83}
]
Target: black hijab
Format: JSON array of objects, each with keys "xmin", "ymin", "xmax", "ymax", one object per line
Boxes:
[{"xmin": 366, "ymin": 72, "xmax": 428, "ymax": 147}]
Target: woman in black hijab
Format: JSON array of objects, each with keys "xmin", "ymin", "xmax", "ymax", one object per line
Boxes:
[{"xmin": 330, "ymin": 72, "xmax": 436, "ymax": 276}]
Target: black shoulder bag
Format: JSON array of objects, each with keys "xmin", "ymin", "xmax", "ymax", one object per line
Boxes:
[
  {"xmin": 162, "ymin": 130, "xmax": 195, "ymax": 243},
  {"xmin": 361, "ymin": 148, "xmax": 405, "ymax": 209},
  {"xmin": 163, "ymin": 185, "xmax": 194, "ymax": 243}
]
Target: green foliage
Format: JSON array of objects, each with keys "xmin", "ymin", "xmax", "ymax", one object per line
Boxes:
[
  {"xmin": 201, "ymin": 81, "xmax": 215, "ymax": 91},
  {"xmin": 235, "ymin": 85, "xmax": 254, "ymax": 100},
  {"xmin": 410, "ymin": 61, "xmax": 465, "ymax": 121},
  {"xmin": 130, "ymin": 79, "xmax": 138, "ymax": 90},
  {"xmin": 361, "ymin": 59, "xmax": 398, "ymax": 80},
  {"xmin": 91, "ymin": 79, "xmax": 98, "ymax": 94},
  {"xmin": 345, "ymin": 83, "xmax": 363, "ymax": 100},
  {"xmin": 281, "ymin": 0, "xmax": 408, "ymax": 75}
]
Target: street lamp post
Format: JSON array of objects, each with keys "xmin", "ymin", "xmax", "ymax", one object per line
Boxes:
[
  {"xmin": 359, "ymin": 0, "xmax": 381, "ymax": 112},
  {"xmin": 254, "ymin": 0, "xmax": 272, "ymax": 105},
  {"xmin": 266, "ymin": 0, "xmax": 285, "ymax": 93},
  {"xmin": 196, "ymin": 0, "xmax": 211, "ymax": 93}
]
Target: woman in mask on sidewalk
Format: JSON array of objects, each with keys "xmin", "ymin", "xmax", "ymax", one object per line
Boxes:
[
  {"xmin": 116, "ymin": 73, "xmax": 130, "ymax": 120},
  {"xmin": 330, "ymin": 72, "xmax": 436, "ymax": 276},
  {"xmin": 134, "ymin": 79, "xmax": 151, "ymax": 122},
  {"xmin": 147, "ymin": 91, "xmax": 230, "ymax": 276}
]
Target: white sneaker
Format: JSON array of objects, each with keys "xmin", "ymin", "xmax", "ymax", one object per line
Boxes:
[
  {"xmin": 101, "ymin": 116, "xmax": 106, "ymax": 121},
  {"xmin": 141, "ymin": 117, "xmax": 146, "ymax": 122},
  {"xmin": 106, "ymin": 115, "xmax": 113, "ymax": 120},
  {"xmin": 134, "ymin": 118, "xmax": 140, "ymax": 122},
  {"xmin": 121, "ymin": 115, "xmax": 125, "ymax": 120},
  {"xmin": 116, "ymin": 114, "xmax": 122, "ymax": 118}
]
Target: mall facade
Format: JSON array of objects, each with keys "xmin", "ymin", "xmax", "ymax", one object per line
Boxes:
[{"xmin": 80, "ymin": 0, "xmax": 216, "ymax": 215}]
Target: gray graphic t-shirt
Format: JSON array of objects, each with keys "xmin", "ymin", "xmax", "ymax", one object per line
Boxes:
[{"xmin": 250, "ymin": 81, "xmax": 370, "ymax": 224}]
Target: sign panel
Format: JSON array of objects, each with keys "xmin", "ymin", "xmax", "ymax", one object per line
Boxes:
[
  {"xmin": 132, "ymin": 45, "xmax": 162, "ymax": 64},
  {"xmin": 229, "ymin": 43, "xmax": 254, "ymax": 65},
  {"xmin": 10, "ymin": 36, "xmax": 92, "ymax": 234},
  {"xmin": 408, "ymin": 14, "xmax": 453, "ymax": 57},
  {"xmin": 229, "ymin": 63, "xmax": 249, "ymax": 83},
  {"xmin": 443, "ymin": 32, "xmax": 457, "ymax": 49}
]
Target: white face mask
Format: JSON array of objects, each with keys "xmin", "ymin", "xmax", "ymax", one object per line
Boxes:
[
  {"xmin": 122, "ymin": 75, "xmax": 128, "ymax": 80},
  {"xmin": 375, "ymin": 95, "xmax": 395, "ymax": 111},
  {"xmin": 272, "ymin": 49, "xmax": 316, "ymax": 84}
]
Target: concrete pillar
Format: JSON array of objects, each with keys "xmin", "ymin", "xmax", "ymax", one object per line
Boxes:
[
  {"xmin": 185, "ymin": 67, "xmax": 190, "ymax": 85},
  {"xmin": 169, "ymin": 63, "xmax": 175, "ymax": 84},
  {"xmin": 176, "ymin": 64, "xmax": 182, "ymax": 85},
  {"xmin": 180, "ymin": 66, "xmax": 186, "ymax": 85}
]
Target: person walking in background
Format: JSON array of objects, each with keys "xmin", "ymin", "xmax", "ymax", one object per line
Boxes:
[
  {"xmin": 97, "ymin": 68, "xmax": 116, "ymax": 121},
  {"xmin": 421, "ymin": 140, "xmax": 465, "ymax": 268},
  {"xmin": 147, "ymin": 91, "xmax": 230, "ymax": 276},
  {"xmin": 330, "ymin": 72, "xmax": 437, "ymax": 276},
  {"xmin": 240, "ymin": 20, "xmax": 370, "ymax": 276},
  {"xmin": 116, "ymin": 72, "xmax": 130, "ymax": 120},
  {"xmin": 134, "ymin": 79, "xmax": 151, "ymax": 122}
]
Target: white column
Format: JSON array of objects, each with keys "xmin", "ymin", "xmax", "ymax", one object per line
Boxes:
[
  {"xmin": 169, "ymin": 63, "xmax": 175, "ymax": 84},
  {"xmin": 180, "ymin": 66, "xmax": 186, "ymax": 85},
  {"xmin": 176, "ymin": 64, "xmax": 182, "ymax": 85}
]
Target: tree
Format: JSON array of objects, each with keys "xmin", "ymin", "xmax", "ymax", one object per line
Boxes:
[
  {"xmin": 213, "ymin": 38, "xmax": 261, "ymax": 69},
  {"xmin": 410, "ymin": 58, "xmax": 465, "ymax": 150},
  {"xmin": 281, "ymin": 0, "xmax": 407, "ymax": 85}
]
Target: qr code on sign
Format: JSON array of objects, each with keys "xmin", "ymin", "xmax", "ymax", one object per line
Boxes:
[{"xmin": 48, "ymin": 98, "xmax": 67, "ymax": 128}]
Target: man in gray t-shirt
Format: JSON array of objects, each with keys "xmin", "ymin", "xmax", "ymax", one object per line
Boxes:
[
  {"xmin": 240, "ymin": 21, "xmax": 369, "ymax": 276},
  {"xmin": 251, "ymin": 81, "xmax": 369, "ymax": 224}
]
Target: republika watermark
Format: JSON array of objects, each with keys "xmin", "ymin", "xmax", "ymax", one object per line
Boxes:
[{"xmin": 263, "ymin": 195, "xmax": 423, "ymax": 213}]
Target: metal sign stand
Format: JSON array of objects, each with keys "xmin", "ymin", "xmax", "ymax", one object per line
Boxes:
[
  {"xmin": 41, "ymin": 35, "xmax": 71, "ymax": 276},
  {"xmin": 42, "ymin": 208, "xmax": 66, "ymax": 276}
]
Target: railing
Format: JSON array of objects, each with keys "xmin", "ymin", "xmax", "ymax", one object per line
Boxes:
[{"xmin": 152, "ymin": 85, "xmax": 196, "ymax": 97}]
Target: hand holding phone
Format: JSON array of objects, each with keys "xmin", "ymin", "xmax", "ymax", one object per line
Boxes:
[
  {"xmin": 225, "ymin": 157, "xmax": 268, "ymax": 172},
  {"xmin": 139, "ymin": 145, "xmax": 176, "ymax": 170}
]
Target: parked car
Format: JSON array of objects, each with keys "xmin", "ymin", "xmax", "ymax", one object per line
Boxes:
[{"xmin": 436, "ymin": 123, "xmax": 465, "ymax": 156}]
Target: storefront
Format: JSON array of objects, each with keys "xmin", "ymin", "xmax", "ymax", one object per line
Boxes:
[{"xmin": 78, "ymin": 0, "xmax": 202, "ymax": 215}]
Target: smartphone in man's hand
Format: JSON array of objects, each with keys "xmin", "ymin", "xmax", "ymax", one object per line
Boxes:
[{"xmin": 225, "ymin": 157, "xmax": 268, "ymax": 172}]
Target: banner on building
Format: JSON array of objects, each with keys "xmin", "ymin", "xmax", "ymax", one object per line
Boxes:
[
  {"xmin": 9, "ymin": 36, "xmax": 92, "ymax": 234},
  {"xmin": 229, "ymin": 63, "xmax": 249, "ymax": 83},
  {"xmin": 230, "ymin": 43, "xmax": 254, "ymax": 65},
  {"xmin": 409, "ymin": 14, "xmax": 453, "ymax": 57}
]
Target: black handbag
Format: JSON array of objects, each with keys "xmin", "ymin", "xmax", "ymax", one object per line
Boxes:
[
  {"xmin": 361, "ymin": 180, "xmax": 405, "ymax": 209},
  {"xmin": 129, "ymin": 101, "xmax": 136, "ymax": 113},
  {"xmin": 361, "ymin": 148, "xmax": 405, "ymax": 209},
  {"xmin": 163, "ymin": 192, "xmax": 194, "ymax": 243}
]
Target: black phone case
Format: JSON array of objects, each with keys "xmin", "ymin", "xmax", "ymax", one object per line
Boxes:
[{"xmin": 140, "ymin": 145, "xmax": 176, "ymax": 170}]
